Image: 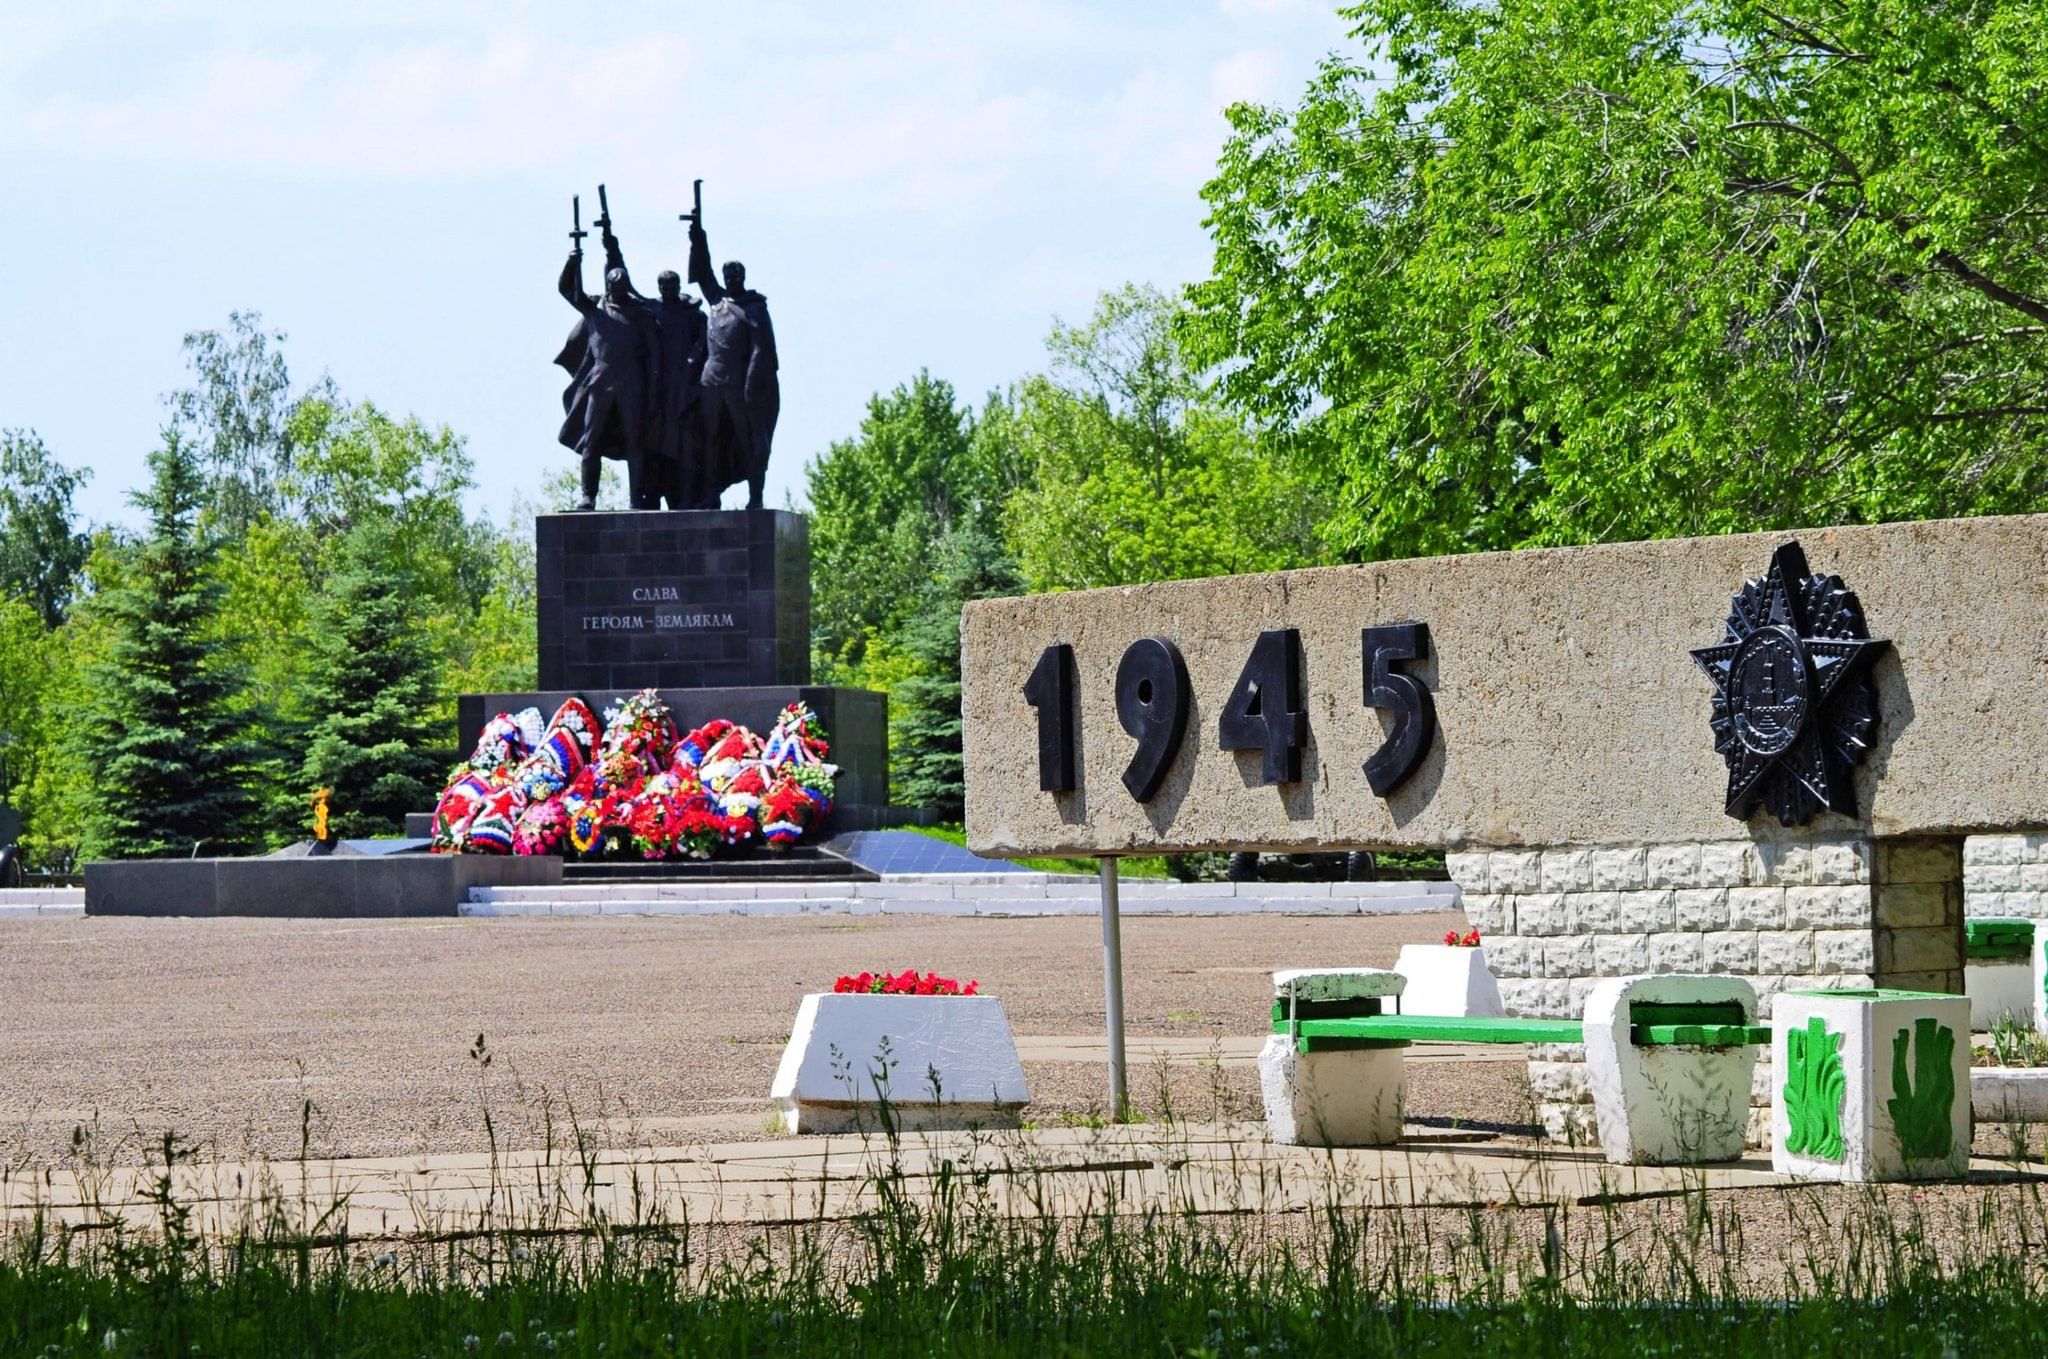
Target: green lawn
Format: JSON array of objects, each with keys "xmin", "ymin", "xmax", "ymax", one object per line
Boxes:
[{"xmin": 906, "ymin": 822, "xmax": 1174, "ymax": 878}]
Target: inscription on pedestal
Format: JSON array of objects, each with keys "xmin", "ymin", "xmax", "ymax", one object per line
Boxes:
[{"xmin": 536, "ymin": 509, "xmax": 810, "ymax": 691}]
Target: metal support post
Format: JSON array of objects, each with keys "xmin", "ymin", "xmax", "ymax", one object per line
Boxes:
[{"xmin": 1098, "ymin": 856, "xmax": 1128, "ymax": 1120}]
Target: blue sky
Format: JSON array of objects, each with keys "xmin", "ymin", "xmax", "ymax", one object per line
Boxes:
[{"xmin": 0, "ymin": 1, "xmax": 1354, "ymax": 530}]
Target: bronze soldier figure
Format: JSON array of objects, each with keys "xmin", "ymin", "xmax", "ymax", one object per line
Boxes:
[
  {"xmin": 597, "ymin": 216, "xmax": 708, "ymax": 509},
  {"xmin": 554, "ymin": 191, "xmax": 661, "ymax": 510},
  {"xmin": 687, "ymin": 214, "xmax": 779, "ymax": 510}
]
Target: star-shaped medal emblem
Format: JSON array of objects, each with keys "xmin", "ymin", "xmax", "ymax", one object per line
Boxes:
[{"xmin": 1690, "ymin": 540, "xmax": 1889, "ymax": 826}]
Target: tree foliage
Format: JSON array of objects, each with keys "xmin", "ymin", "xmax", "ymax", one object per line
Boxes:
[
  {"xmin": 891, "ymin": 523, "xmax": 1021, "ymax": 819},
  {"xmin": 806, "ymin": 373, "xmax": 1021, "ymax": 670},
  {"xmin": 0, "ymin": 429, "xmax": 91, "ymax": 628},
  {"xmin": 1004, "ymin": 285, "xmax": 1331, "ymax": 590},
  {"xmin": 293, "ymin": 519, "xmax": 450, "ymax": 837},
  {"xmin": 1184, "ymin": 0, "xmax": 2048, "ymax": 559},
  {"xmin": 82, "ymin": 431, "xmax": 261, "ymax": 858},
  {"xmin": 165, "ymin": 312, "xmax": 326, "ymax": 538}
]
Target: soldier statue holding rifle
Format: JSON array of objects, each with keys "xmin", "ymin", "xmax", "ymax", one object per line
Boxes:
[
  {"xmin": 554, "ymin": 189, "xmax": 663, "ymax": 510},
  {"xmin": 687, "ymin": 191, "xmax": 779, "ymax": 511}
]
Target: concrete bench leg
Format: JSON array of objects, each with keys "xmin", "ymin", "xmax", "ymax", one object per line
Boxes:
[
  {"xmin": 1773, "ymin": 988, "xmax": 1970, "ymax": 1182},
  {"xmin": 1258, "ymin": 1035, "xmax": 1408, "ymax": 1146},
  {"xmin": 1584, "ymin": 974, "xmax": 1759, "ymax": 1165}
]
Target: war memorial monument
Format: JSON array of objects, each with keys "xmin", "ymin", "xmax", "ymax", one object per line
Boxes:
[{"xmin": 85, "ymin": 184, "xmax": 887, "ymax": 916}]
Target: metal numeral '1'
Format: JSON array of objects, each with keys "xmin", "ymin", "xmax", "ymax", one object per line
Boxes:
[
  {"xmin": 1362, "ymin": 622, "xmax": 1435, "ymax": 797},
  {"xmin": 1022, "ymin": 643, "xmax": 1078, "ymax": 792}
]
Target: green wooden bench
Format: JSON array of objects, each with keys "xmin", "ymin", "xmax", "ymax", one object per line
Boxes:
[
  {"xmin": 1260, "ymin": 969, "xmax": 1775, "ymax": 1162},
  {"xmin": 1270, "ymin": 997, "xmax": 1771, "ymax": 1051}
]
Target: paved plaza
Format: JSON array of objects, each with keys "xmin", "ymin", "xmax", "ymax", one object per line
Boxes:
[{"xmin": 0, "ymin": 909, "xmax": 1530, "ymax": 1164}]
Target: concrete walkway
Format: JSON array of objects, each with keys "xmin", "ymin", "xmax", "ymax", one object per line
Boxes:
[
  {"xmin": 16, "ymin": 1117, "xmax": 2047, "ymax": 1244},
  {"xmin": 0, "ymin": 1120, "xmax": 1834, "ymax": 1242},
  {"xmin": 0, "ymin": 887, "xmax": 82, "ymax": 915}
]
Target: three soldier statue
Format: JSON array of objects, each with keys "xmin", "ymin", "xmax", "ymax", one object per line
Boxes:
[{"xmin": 555, "ymin": 184, "xmax": 779, "ymax": 512}]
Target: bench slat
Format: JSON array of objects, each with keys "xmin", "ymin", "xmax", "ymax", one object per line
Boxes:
[
  {"xmin": 1965, "ymin": 918, "xmax": 2035, "ymax": 960},
  {"xmin": 1279, "ymin": 1015, "xmax": 1586, "ymax": 1044},
  {"xmin": 1273, "ymin": 1015, "xmax": 1772, "ymax": 1049},
  {"xmin": 1628, "ymin": 1001, "xmax": 1747, "ymax": 1027},
  {"xmin": 1632, "ymin": 1023, "xmax": 1772, "ymax": 1047}
]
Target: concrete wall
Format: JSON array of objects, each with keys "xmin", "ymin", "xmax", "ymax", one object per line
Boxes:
[
  {"xmin": 1962, "ymin": 835, "xmax": 2048, "ymax": 920},
  {"xmin": 963, "ymin": 515, "xmax": 2048, "ymax": 857}
]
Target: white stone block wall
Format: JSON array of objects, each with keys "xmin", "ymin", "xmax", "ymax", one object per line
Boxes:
[
  {"xmin": 1448, "ymin": 836, "xmax": 1964, "ymax": 1144},
  {"xmin": 1963, "ymin": 834, "xmax": 2048, "ymax": 919}
]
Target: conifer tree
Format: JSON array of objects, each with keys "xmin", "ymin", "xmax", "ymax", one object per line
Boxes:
[
  {"xmin": 892, "ymin": 523, "xmax": 1018, "ymax": 818},
  {"xmin": 294, "ymin": 519, "xmax": 448, "ymax": 837},
  {"xmin": 85, "ymin": 430, "xmax": 260, "ymax": 858}
]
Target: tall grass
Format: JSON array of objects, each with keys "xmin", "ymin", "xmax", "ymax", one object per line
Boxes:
[{"xmin": 4, "ymin": 1089, "xmax": 2047, "ymax": 1357}]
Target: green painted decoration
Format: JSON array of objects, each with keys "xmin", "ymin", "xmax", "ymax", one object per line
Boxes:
[
  {"xmin": 1783, "ymin": 1015, "xmax": 1847, "ymax": 1161},
  {"xmin": 1887, "ymin": 1018, "xmax": 1958, "ymax": 1162}
]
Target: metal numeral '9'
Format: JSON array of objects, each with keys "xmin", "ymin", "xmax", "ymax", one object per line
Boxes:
[{"xmin": 1115, "ymin": 637, "xmax": 1190, "ymax": 802}]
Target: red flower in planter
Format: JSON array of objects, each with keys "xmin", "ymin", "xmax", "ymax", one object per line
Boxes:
[
  {"xmin": 831, "ymin": 969, "xmax": 982, "ymax": 996},
  {"xmin": 1462, "ymin": 928, "xmax": 1482, "ymax": 947}
]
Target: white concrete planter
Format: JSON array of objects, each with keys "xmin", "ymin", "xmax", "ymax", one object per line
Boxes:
[
  {"xmin": 1583, "ymin": 974, "xmax": 1758, "ymax": 1166},
  {"xmin": 770, "ymin": 993, "xmax": 1029, "ymax": 1134},
  {"xmin": 1972, "ymin": 1067, "xmax": 2048, "ymax": 1123},
  {"xmin": 1967, "ymin": 959, "xmax": 2036, "ymax": 1031},
  {"xmin": 1772, "ymin": 989, "xmax": 1971, "ymax": 1183},
  {"xmin": 1392, "ymin": 944, "xmax": 1505, "ymax": 1018}
]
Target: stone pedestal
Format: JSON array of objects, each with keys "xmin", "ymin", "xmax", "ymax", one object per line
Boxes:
[
  {"xmin": 1258, "ymin": 1037, "xmax": 1407, "ymax": 1147},
  {"xmin": 536, "ymin": 509, "xmax": 809, "ymax": 692},
  {"xmin": 459, "ymin": 507, "xmax": 894, "ymax": 829},
  {"xmin": 1392, "ymin": 944, "xmax": 1505, "ymax": 1017}
]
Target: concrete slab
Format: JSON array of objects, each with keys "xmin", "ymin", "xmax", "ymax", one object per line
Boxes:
[{"xmin": 10, "ymin": 1119, "xmax": 2034, "ymax": 1241}]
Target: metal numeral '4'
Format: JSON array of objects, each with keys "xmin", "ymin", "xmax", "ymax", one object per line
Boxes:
[
  {"xmin": 1362, "ymin": 622, "xmax": 1435, "ymax": 797},
  {"xmin": 1217, "ymin": 628, "xmax": 1307, "ymax": 784}
]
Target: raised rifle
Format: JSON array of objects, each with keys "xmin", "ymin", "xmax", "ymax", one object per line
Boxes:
[
  {"xmin": 677, "ymin": 178, "xmax": 703, "ymax": 231},
  {"xmin": 595, "ymin": 183, "xmax": 613, "ymax": 238},
  {"xmin": 569, "ymin": 195, "xmax": 587, "ymax": 251}
]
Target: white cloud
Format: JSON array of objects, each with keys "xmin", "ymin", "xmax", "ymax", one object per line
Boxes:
[{"xmin": 0, "ymin": 3, "xmax": 1343, "ymax": 221}]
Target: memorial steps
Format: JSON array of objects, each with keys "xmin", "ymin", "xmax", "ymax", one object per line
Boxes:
[{"xmin": 458, "ymin": 876, "xmax": 1463, "ymax": 919}]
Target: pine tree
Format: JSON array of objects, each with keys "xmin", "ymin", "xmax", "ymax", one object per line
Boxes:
[
  {"xmin": 892, "ymin": 523, "xmax": 1019, "ymax": 818},
  {"xmin": 294, "ymin": 519, "xmax": 448, "ymax": 837},
  {"xmin": 85, "ymin": 430, "xmax": 261, "ymax": 858}
]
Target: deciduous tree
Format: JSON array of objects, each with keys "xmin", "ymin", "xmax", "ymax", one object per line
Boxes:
[{"xmin": 1185, "ymin": 0, "xmax": 2048, "ymax": 558}]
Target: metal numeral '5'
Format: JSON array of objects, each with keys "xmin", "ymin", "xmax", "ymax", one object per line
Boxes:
[{"xmin": 1362, "ymin": 622, "xmax": 1435, "ymax": 797}]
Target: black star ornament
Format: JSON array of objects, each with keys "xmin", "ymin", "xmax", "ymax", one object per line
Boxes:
[{"xmin": 1690, "ymin": 541, "xmax": 1889, "ymax": 826}]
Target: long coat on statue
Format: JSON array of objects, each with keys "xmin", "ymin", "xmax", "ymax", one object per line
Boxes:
[{"xmin": 555, "ymin": 255, "xmax": 658, "ymax": 466}]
